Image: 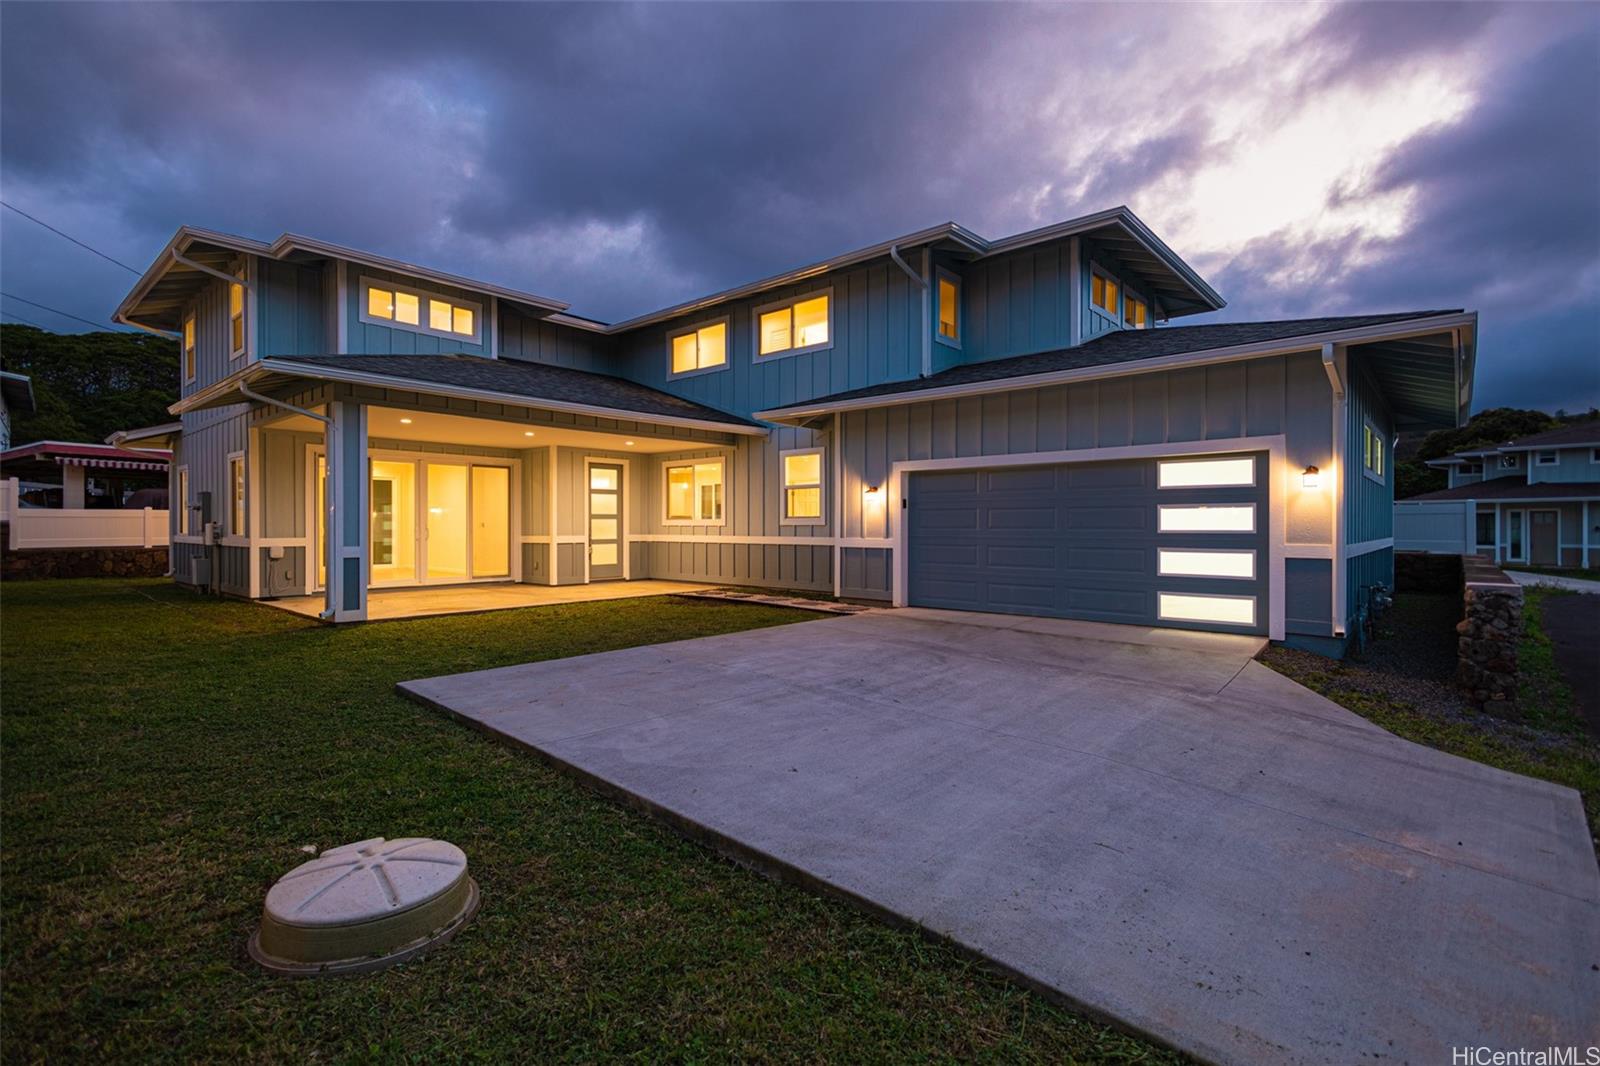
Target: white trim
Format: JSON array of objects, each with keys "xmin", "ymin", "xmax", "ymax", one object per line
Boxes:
[
  {"xmin": 1505, "ymin": 507, "xmax": 1526, "ymax": 564},
  {"xmin": 247, "ymin": 427, "xmax": 262, "ymax": 599},
  {"xmin": 176, "ymin": 465, "xmax": 191, "ymax": 536},
  {"xmin": 583, "ymin": 456, "xmax": 630, "ymax": 582},
  {"xmin": 934, "ymin": 267, "xmax": 962, "ymax": 350},
  {"xmin": 229, "ymin": 261, "xmax": 248, "ymax": 361},
  {"xmin": 779, "ymin": 446, "xmax": 826, "ymax": 526},
  {"xmin": 1088, "ymin": 262, "xmax": 1122, "ymax": 326},
  {"xmin": 630, "ymin": 533, "xmax": 887, "ymax": 547},
  {"xmin": 226, "ymin": 450, "xmax": 246, "ymax": 537},
  {"xmin": 1533, "ymin": 449, "xmax": 1559, "ymax": 466},
  {"xmin": 1360, "ymin": 416, "xmax": 1386, "ymax": 485},
  {"xmin": 1345, "ymin": 536, "xmax": 1394, "ymax": 557},
  {"xmin": 752, "ymin": 287, "xmax": 833, "ymax": 361},
  {"xmin": 662, "ymin": 455, "xmax": 728, "ymax": 527},
  {"xmin": 887, "ymin": 434, "xmax": 1290, "ymax": 641},
  {"xmin": 666, "ymin": 315, "xmax": 732, "ymax": 380},
  {"xmin": 546, "ymin": 446, "xmax": 558, "ymax": 586},
  {"xmin": 1283, "ymin": 544, "xmax": 1336, "ymax": 559},
  {"xmin": 755, "ymin": 312, "xmax": 1479, "ymax": 422},
  {"xmin": 356, "ymin": 274, "xmax": 484, "ymax": 346},
  {"xmin": 173, "ymin": 534, "xmax": 205, "ymax": 545}
]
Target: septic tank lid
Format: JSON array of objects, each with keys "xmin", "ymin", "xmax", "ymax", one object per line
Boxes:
[{"xmin": 249, "ymin": 836, "xmax": 479, "ymax": 976}]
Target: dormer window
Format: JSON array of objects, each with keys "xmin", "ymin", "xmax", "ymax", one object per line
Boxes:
[
  {"xmin": 229, "ymin": 269, "xmax": 246, "ymax": 358},
  {"xmin": 1091, "ymin": 271, "xmax": 1119, "ymax": 318},
  {"xmin": 756, "ymin": 290, "xmax": 831, "ymax": 358},
  {"xmin": 360, "ymin": 277, "xmax": 481, "ymax": 344},
  {"xmin": 937, "ymin": 271, "xmax": 961, "ymax": 346},
  {"xmin": 1124, "ymin": 294, "xmax": 1148, "ymax": 329},
  {"xmin": 1534, "ymin": 450, "xmax": 1558, "ymax": 466},
  {"xmin": 183, "ymin": 314, "xmax": 196, "ymax": 383}
]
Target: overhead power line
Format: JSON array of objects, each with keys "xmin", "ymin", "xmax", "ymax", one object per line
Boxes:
[
  {"xmin": 0, "ymin": 200, "xmax": 142, "ymax": 275},
  {"xmin": 0, "ymin": 290, "xmax": 122, "ymax": 332},
  {"xmin": 0, "ymin": 308, "xmax": 49, "ymax": 329}
]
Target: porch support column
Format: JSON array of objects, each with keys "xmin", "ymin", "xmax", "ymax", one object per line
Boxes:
[
  {"xmin": 1584, "ymin": 500, "xmax": 1591, "ymax": 568},
  {"xmin": 63, "ymin": 464, "xmax": 86, "ymax": 508},
  {"xmin": 323, "ymin": 399, "xmax": 368, "ymax": 622}
]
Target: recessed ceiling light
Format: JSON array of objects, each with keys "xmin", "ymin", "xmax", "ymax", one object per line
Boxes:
[
  {"xmin": 523, "ymin": 431, "xmax": 534, "ymax": 437},
  {"xmin": 624, "ymin": 440, "xmax": 634, "ymax": 446},
  {"xmin": 399, "ymin": 417, "xmax": 412, "ymax": 424}
]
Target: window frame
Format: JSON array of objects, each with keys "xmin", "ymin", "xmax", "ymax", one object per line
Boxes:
[
  {"xmin": 1498, "ymin": 452, "xmax": 1520, "ymax": 470},
  {"xmin": 357, "ymin": 275, "xmax": 483, "ymax": 346},
  {"xmin": 666, "ymin": 315, "xmax": 732, "ymax": 379},
  {"xmin": 1460, "ymin": 461, "xmax": 1482, "ymax": 476},
  {"xmin": 661, "ymin": 456, "xmax": 727, "ymax": 527},
  {"xmin": 1475, "ymin": 511, "xmax": 1496, "ymax": 549},
  {"xmin": 779, "ymin": 446, "xmax": 826, "ymax": 527},
  {"xmin": 229, "ymin": 266, "xmax": 247, "ymax": 360},
  {"xmin": 935, "ymin": 268, "xmax": 962, "ymax": 349},
  {"xmin": 1156, "ymin": 456, "xmax": 1257, "ymax": 489},
  {"xmin": 1089, "ymin": 265, "xmax": 1122, "ymax": 322},
  {"xmin": 1590, "ymin": 447, "xmax": 1600, "ymax": 464},
  {"xmin": 1157, "ymin": 503, "xmax": 1257, "ymax": 534},
  {"xmin": 227, "ymin": 451, "xmax": 246, "ymax": 535},
  {"xmin": 1362, "ymin": 420, "xmax": 1386, "ymax": 484},
  {"xmin": 1534, "ymin": 449, "xmax": 1559, "ymax": 466},
  {"xmin": 176, "ymin": 465, "xmax": 190, "ymax": 536},
  {"xmin": 183, "ymin": 312, "xmax": 197, "ymax": 383},
  {"xmin": 1123, "ymin": 292, "xmax": 1150, "ymax": 330},
  {"xmin": 752, "ymin": 287, "xmax": 833, "ymax": 361}
]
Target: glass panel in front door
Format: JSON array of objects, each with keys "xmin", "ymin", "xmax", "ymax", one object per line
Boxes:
[
  {"xmin": 370, "ymin": 459, "xmax": 416, "ymax": 585},
  {"xmin": 589, "ymin": 465, "xmax": 622, "ymax": 576},
  {"xmin": 471, "ymin": 465, "xmax": 510, "ymax": 578},
  {"xmin": 426, "ymin": 463, "xmax": 470, "ymax": 581}
]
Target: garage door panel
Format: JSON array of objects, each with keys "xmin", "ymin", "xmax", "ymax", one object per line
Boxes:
[{"xmin": 909, "ymin": 453, "xmax": 1268, "ymax": 635}]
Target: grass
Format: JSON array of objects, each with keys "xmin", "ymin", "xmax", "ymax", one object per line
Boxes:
[
  {"xmin": 0, "ymin": 579, "xmax": 1175, "ymax": 1065},
  {"xmin": 1506, "ymin": 565, "xmax": 1600, "ymax": 582},
  {"xmin": 1261, "ymin": 591, "xmax": 1600, "ymax": 850}
]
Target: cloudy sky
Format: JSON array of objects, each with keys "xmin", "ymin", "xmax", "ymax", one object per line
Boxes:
[{"xmin": 1, "ymin": 1, "xmax": 1596, "ymax": 411}]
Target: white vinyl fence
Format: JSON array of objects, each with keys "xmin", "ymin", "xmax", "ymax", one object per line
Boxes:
[
  {"xmin": 1, "ymin": 477, "xmax": 168, "ymax": 549},
  {"xmin": 1393, "ymin": 499, "xmax": 1473, "ymax": 555}
]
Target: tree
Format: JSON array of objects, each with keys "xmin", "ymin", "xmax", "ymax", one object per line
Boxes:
[
  {"xmin": 0, "ymin": 325, "xmax": 178, "ymax": 447},
  {"xmin": 1394, "ymin": 407, "xmax": 1566, "ymax": 499}
]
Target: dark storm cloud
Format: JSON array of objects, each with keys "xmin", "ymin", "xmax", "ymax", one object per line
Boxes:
[{"xmin": 0, "ymin": 1, "xmax": 1595, "ymax": 410}]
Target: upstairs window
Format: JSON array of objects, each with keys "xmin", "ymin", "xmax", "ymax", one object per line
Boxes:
[
  {"xmin": 361, "ymin": 277, "xmax": 481, "ymax": 344},
  {"xmin": 1363, "ymin": 422, "xmax": 1386, "ymax": 482},
  {"xmin": 1124, "ymin": 294, "xmax": 1149, "ymax": 329},
  {"xmin": 183, "ymin": 314, "xmax": 196, "ymax": 382},
  {"xmin": 1499, "ymin": 453, "xmax": 1520, "ymax": 469},
  {"xmin": 1091, "ymin": 271, "xmax": 1119, "ymax": 318},
  {"xmin": 664, "ymin": 458, "xmax": 725, "ymax": 524},
  {"xmin": 229, "ymin": 270, "xmax": 246, "ymax": 358},
  {"xmin": 781, "ymin": 448, "xmax": 825, "ymax": 524},
  {"xmin": 937, "ymin": 272, "xmax": 960, "ymax": 345},
  {"xmin": 1459, "ymin": 462, "xmax": 1482, "ymax": 476},
  {"xmin": 1534, "ymin": 450, "xmax": 1558, "ymax": 466},
  {"xmin": 669, "ymin": 319, "xmax": 728, "ymax": 376},
  {"xmin": 756, "ymin": 290, "xmax": 831, "ymax": 358}
]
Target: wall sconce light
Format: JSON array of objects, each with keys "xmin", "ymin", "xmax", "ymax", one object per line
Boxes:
[
  {"xmin": 864, "ymin": 484, "xmax": 881, "ymax": 496},
  {"xmin": 1302, "ymin": 465, "xmax": 1321, "ymax": 489},
  {"xmin": 399, "ymin": 417, "xmax": 413, "ymax": 425}
]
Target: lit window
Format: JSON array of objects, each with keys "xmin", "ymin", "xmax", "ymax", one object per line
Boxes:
[
  {"xmin": 1534, "ymin": 450, "xmax": 1558, "ymax": 466},
  {"xmin": 668, "ymin": 320, "xmax": 729, "ymax": 375},
  {"xmin": 229, "ymin": 454, "xmax": 245, "ymax": 534},
  {"xmin": 1124, "ymin": 294, "xmax": 1148, "ymax": 329},
  {"xmin": 1158, "ymin": 592, "xmax": 1255, "ymax": 626},
  {"xmin": 1091, "ymin": 272, "xmax": 1119, "ymax": 317},
  {"xmin": 361, "ymin": 278, "xmax": 481, "ymax": 342},
  {"xmin": 782, "ymin": 448, "xmax": 824, "ymax": 523},
  {"xmin": 230, "ymin": 270, "xmax": 246, "ymax": 357},
  {"xmin": 177, "ymin": 467, "xmax": 190, "ymax": 535},
  {"xmin": 1157, "ymin": 457, "xmax": 1255, "ymax": 489},
  {"xmin": 756, "ymin": 291, "xmax": 831, "ymax": 357},
  {"xmin": 183, "ymin": 314, "xmax": 196, "ymax": 382},
  {"xmin": 1157, "ymin": 549, "xmax": 1254, "ymax": 579},
  {"xmin": 1158, "ymin": 504, "xmax": 1255, "ymax": 533},
  {"xmin": 937, "ymin": 274, "xmax": 960, "ymax": 344},
  {"xmin": 1363, "ymin": 423, "xmax": 1385, "ymax": 481},
  {"xmin": 665, "ymin": 459, "xmax": 724, "ymax": 524}
]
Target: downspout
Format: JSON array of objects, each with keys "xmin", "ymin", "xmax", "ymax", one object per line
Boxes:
[
  {"xmin": 1321, "ymin": 343, "xmax": 1347, "ymax": 637},
  {"xmin": 239, "ymin": 381, "xmax": 337, "ymax": 618},
  {"xmin": 887, "ymin": 244, "xmax": 931, "ymax": 379}
]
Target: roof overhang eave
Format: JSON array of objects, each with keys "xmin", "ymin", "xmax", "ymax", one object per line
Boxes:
[{"xmin": 756, "ymin": 311, "xmax": 1479, "ymax": 425}]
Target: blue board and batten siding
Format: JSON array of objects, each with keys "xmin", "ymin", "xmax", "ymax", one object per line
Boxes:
[{"xmin": 1343, "ymin": 356, "xmax": 1396, "ymax": 632}]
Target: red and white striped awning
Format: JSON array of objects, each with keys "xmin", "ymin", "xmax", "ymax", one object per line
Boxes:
[{"xmin": 54, "ymin": 456, "xmax": 168, "ymax": 472}]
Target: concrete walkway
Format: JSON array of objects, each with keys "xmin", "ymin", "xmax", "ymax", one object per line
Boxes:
[
  {"xmin": 400, "ymin": 610, "xmax": 1600, "ymax": 1065},
  {"xmin": 1506, "ymin": 569, "xmax": 1600, "ymax": 594}
]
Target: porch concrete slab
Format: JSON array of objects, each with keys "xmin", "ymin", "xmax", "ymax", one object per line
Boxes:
[
  {"xmin": 266, "ymin": 579, "xmax": 713, "ymax": 621},
  {"xmin": 400, "ymin": 610, "xmax": 1600, "ymax": 1065}
]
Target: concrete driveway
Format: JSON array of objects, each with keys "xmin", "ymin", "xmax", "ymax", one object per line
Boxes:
[{"xmin": 400, "ymin": 609, "xmax": 1600, "ymax": 1066}]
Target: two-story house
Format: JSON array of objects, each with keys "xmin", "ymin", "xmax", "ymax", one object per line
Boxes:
[
  {"xmin": 112, "ymin": 206, "xmax": 1478, "ymax": 656},
  {"xmin": 1404, "ymin": 421, "xmax": 1600, "ymax": 567}
]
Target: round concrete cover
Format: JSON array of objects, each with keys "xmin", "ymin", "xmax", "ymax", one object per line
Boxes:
[{"xmin": 250, "ymin": 837, "xmax": 479, "ymax": 976}]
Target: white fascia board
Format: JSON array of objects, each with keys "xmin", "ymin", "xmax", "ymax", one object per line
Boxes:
[
  {"xmin": 756, "ymin": 311, "xmax": 1479, "ymax": 422},
  {"xmin": 257, "ymin": 359, "xmax": 767, "ymax": 437},
  {"xmin": 270, "ymin": 234, "xmax": 568, "ymax": 313}
]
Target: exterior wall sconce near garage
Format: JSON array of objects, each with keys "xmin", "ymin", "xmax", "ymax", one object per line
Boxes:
[{"xmin": 1302, "ymin": 465, "xmax": 1321, "ymax": 490}]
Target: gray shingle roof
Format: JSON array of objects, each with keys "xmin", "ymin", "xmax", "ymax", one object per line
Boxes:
[
  {"xmin": 1497, "ymin": 419, "xmax": 1600, "ymax": 450},
  {"xmin": 760, "ymin": 310, "xmax": 1460, "ymax": 413},
  {"xmin": 1405, "ymin": 480, "xmax": 1600, "ymax": 502},
  {"xmin": 273, "ymin": 354, "xmax": 760, "ymax": 429}
]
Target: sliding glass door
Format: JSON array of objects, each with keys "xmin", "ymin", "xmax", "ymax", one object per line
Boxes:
[{"xmin": 425, "ymin": 463, "xmax": 470, "ymax": 581}]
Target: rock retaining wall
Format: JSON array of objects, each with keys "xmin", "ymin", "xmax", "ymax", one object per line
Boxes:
[
  {"xmin": 1455, "ymin": 556, "xmax": 1523, "ymax": 717},
  {"xmin": 0, "ymin": 524, "xmax": 170, "ymax": 581}
]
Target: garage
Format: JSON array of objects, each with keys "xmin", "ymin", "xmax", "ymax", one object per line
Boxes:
[{"xmin": 906, "ymin": 452, "xmax": 1269, "ymax": 634}]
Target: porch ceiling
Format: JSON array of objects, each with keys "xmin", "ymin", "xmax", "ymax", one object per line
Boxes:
[
  {"xmin": 267, "ymin": 406, "xmax": 719, "ymax": 454},
  {"xmin": 1349, "ymin": 325, "xmax": 1473, "ymax": 433}
]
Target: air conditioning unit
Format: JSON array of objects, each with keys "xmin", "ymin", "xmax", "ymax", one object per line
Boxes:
[
  {"xmin": 265, "ymin": 555, "xmax": 298, "ymax": 597},
  {"xmin": 189, "ymin": 556, "xmax": 211, "ymax": 588}
]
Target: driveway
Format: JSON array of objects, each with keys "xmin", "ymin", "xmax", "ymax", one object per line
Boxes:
[
  {"xmin": 1541, "ymin": 591, "xmax": 1600, "ymax": 737},
  {"xmin": 1506, "ymin": 569, "xmax": 1600, "ymax": 594},
  {"xmin": 400, "ymin": 609, "xmax": 1600, "ymax": 1066}
]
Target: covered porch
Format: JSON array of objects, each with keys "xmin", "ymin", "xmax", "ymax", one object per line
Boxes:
[{"xmin": 266, "ymin": 578, "xmax": 714, "ymax": 621}]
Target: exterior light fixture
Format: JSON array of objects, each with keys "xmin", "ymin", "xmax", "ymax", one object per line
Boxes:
[
  {"xmin": 624, "ymin": 440, "xmax": 635, "ymax": 446},
  {"xmin": 864, "ymin": 484, "xmax": 881, "ymax": 495},
  {"xmin": 523, "ymin": 431, "xmax": 534, "ymax": 437},
  {"xmin": 399, "ymin": 417, "xmax": 413, "ymax": 425},
  {"xmin": 1302, "ymin": 465, "xmax": 1321, "ymax": 489}
]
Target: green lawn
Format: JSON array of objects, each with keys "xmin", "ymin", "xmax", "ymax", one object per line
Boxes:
[{"xmin": 1, "ymin": 579, "xmax": 1173, "ymax": 1064}]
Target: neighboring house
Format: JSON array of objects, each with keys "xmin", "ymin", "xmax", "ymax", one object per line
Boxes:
[
  {"xmin": 0, "ymin": 440, "xmax": 171, "ymax": 509},
  {"xmin": 1397, "ymin": 420, "xmax": 1599, "ymax": 567},
  {"xmin": 0, "ymin": 370, "xmax": 35, "ymax": 450},
  {"xmin": 111, "ymin": 207, "xmax": 1478, "ymax": 655}
]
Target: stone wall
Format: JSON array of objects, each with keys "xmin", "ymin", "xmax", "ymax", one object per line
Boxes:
[
  {"xmin": 1455, "ymin": 556, "xmax": 1523, "ymax": 717},
  {"xmin": 0, "ymin": 524, "xmax": 170, "ymax": 581},
  {"xmin": 1395, "ymin": 551, "xmax": 1463, "ymax": 595}
]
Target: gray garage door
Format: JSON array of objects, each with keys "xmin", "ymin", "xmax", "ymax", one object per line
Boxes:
[{"xmin": 907, "ymin": 453, "xmax": 1269, "ymax": 635}]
